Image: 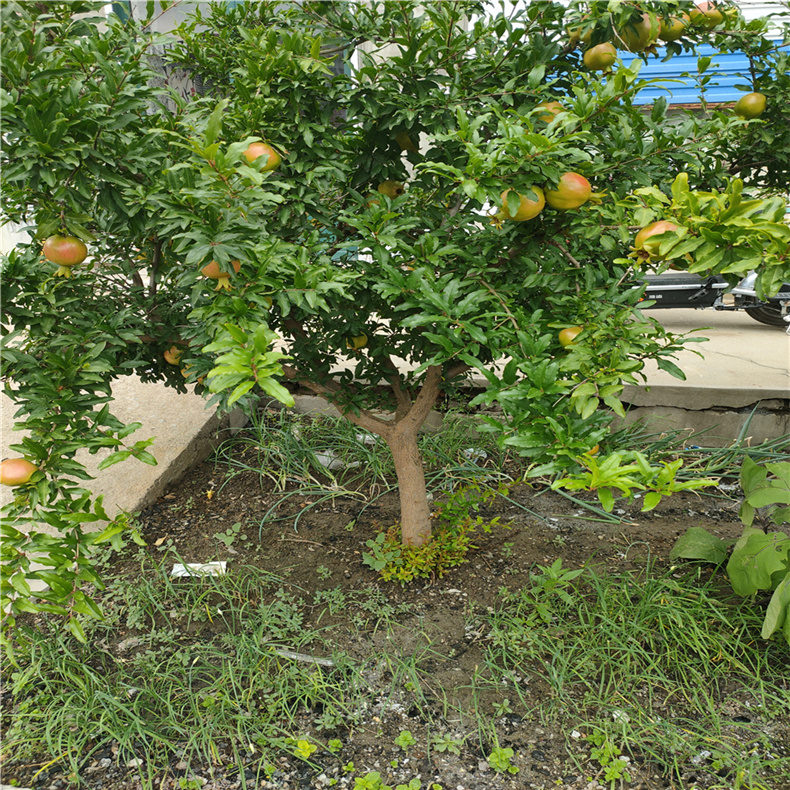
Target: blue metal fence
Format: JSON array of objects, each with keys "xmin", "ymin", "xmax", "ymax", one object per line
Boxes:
[{"xmin": 625, "ymin": 43, "xmax": 785, "ymax": 105}]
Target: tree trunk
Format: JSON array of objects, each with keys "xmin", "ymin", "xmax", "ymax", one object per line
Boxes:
[
  {"xmin": 384, "ymin": 422, "xmax": 432, "ymax": 546},
  {"xmin": 281, "ymin": 362, "xmax": 458, "ymax": 547}
]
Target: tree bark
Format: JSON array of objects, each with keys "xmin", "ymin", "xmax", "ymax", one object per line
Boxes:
[{"xmin": 384, "ymin": 420, "xmax": 433, "ymax": 547}]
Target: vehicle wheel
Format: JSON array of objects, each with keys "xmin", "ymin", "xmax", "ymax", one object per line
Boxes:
[{"xmin": 745, "ymin": 305, "xmax": 788, "ymax": 327}]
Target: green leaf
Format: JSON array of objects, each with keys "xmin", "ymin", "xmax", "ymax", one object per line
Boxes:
[
  {"xmin": 98, "ymin": 450, "xmax": 131, "ymax": 470},
  {"xmin": 739, "ymin": 501, "xmax": 756, "ymax": 527},
  {"xmin": 762, "ymin": 572, "xmax": 790, "ymax": 643},
  {"xmin": 598, "ymin": 488, "xmax": 615, "ymax": 512},
  {"xmin": 205, "ymin": 98, "xmax": 229, "ymax": 147},
  {"xmin": 91, "ymin": 522, "xmax": 127, "ymax": 544},
  {"xmin": 228, "ymin": 380, "xmax": 255, "ymax": 405},
  {"xmin": 133, "ymin": 450, "xmax": 158, "ymax": 466},
  {"xmin": 669, "ymin": 527, "xmax": 729, "ymax": 564},
  {"xmin": 67, "ymin": 617, "xmax": 87, "ymax": 643},
  {"xmin": 770, "ymin": 507, "xmax": 790, "ymax": 527},
  {"xmin": 9, "ymin": 573, "xmax": 31, "ymax": 597},
  {"xmin": 745, "ymin": 484, "xmax": 790, "ymax": 509},
  {"xmin": 527, "ymin": 64, "xmax": 545, "ymax": 89},
  {"xmin": 656, "ymin": 358, "xmax": 686, "ymax": 380},
  {"xmin": 641, "ymin": 491, "xmax": 662, "ymax": 512},
  {"xmin": 257, "ymin": 377, "xmax": 295, "ymax": 407},
  {"xmin": 225, "ymin": 325, "xmax": 249, "ymax": 344},
  {"xmin": 727, "ymin": 530, "xmax": 790, "ymax": 596}
]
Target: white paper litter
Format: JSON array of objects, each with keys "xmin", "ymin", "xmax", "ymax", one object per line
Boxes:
[
  {"xmin": 171, "ymin": 561, "xmax": 227, "ymax": 577},
  {"xmin": 315, "ymin": 451, "xmax": 361, "ymax": 470}
]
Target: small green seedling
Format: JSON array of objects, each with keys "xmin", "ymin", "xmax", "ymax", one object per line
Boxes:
[
  {"xmin": 394, "ymin": 729, "xmax": 417, "ymax": 751},
  {"xmin": 431, "ymin": 734, "xmax": 463, "ymax": 755},
  {"xmin": 288, "ymin": 737, "xmax": 317, "ymax": 759},
  {"xmin": 213, "ymin": 521, "xmax": 245, "ymax": 547},
  {"xmin": 354, "ymin": 772, "xmax": 391, "ymax": 790},
  {"xmin": 588, "ymin": 731, "xmax": 631, "ymax": 789},
  {"xmin": 488, "ymin": 746, "xmax": 519, "ymax": 774}
]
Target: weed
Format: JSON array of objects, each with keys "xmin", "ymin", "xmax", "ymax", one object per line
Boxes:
[
  {"xmin": 212, "ymin": 521, "xmax": 245, "ymax": 548},
  {"xmin": 363, "ymin": 484, "xmax": 510, "ymax": 583},
  {"xmin": 487, "ymin": 745, "xmax": 519, "ymax": 774},
  {"xmin": 492, "ymin": 698, "xmax": 513, "ymax": 717},
  {"xmin": 672, "ymin": 455, "xmax": 790, "ymax": 646},
  {"xmin": 586, "ymin": 729, "xmax": 631, "ymax": 789},
  {"xmin": 287, "ymin": 737, "xmax": 318, "ymax": 759},
  {"xmin": 354, "ymin": 770, "xmax": 390, "ymax": 789},
  {"xmin": 394, "ymin": 729, "xmax": 417, "ymax": 752},
  {"xmin": 482, "ymin": 559, "xmax": 790, "ymax": 787},
  {"xmin": 2, "ymin": 560, "xmax": 363, "ymax": 786},
  {"xmin": 313, "ymin": 587, "xmax": 346, "ymax": 615},
  {"xmin": 327, "ymin": 738, "xmax": 343, "ymax": 754},
  {"xmin": 552, "ymin": 449, "xmax": 717, "ymax": 512},
  {"xmin": 430, "ymin": 733, "xmax": 463, "ymax": 755},
  {"xmin": 316, "ymin": 565, "xmax": 333, "ymax": 580}
]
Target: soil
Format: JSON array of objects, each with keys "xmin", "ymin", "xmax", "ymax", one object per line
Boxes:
[{"xmin": 2, "ymin": 412, "xmax": 788, "ymax": 790}]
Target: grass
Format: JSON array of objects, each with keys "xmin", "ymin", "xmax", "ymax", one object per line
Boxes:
[
  {"xmin": 213, "ymin": 407, "xmax": 520, "ymax": 494},
  {"xmin": 4, "ymin": 547, "xmax": 789, "ymax": 789},
  {"xmin": 479, "ymin": 559, "xmax": 790, "ymax": 788},
  {"xmin": 608, "ymin": 419, "xmax": 790, "ymax": 484},
  {"xmin": 3, "ymin": 555, "xmax": 373, "ymax": 787}
]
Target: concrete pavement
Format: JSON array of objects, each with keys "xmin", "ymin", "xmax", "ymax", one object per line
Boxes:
[
  {"xmin": 1, "ymin": 308, "xmax": 788, "ymax": 524},
  {"xmin": 619, "ymin": 308, "xmax": 789, "ymax": 444}
]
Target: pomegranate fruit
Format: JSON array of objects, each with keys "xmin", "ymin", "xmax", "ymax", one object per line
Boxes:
[
  {"xmin": 347, "ymin": 333, "xmax": 368, "ymax": 350},
  {"xmin": 659, "ymin": 14, "xmax": 689, "ymax": 42},
  {"xmin": 42, "ymin": 234, "xmax": 88, "ymax": 277},
  {"xmin": 377, "ymin": 181, "xmax": 406, "ymax": 199},
  {"xmin": 395, "ymin": 131, "xmax": 419, "ymax": 152},
  {"xmin": 535, "ymin": 101, "xmax": 564, "ymax": 123},
  {"xmin": 734, "ymin": 92, "xmax": 766, "ymax": 119},
  {"xmin": 689, "ymin": 2, "xmax": 724, "ymax": 29},
  {"xmin": 567, "ymin": 18, "xmax": 593, "ymax": 47},
  {"xmin": 545, "ymin": 172, "xmax": 592, "ymax": 210},
  {"xmin": 201, "ymin": 259, "xmax": 242, "ymax": 291},
  {"xmin": 634, "ymin": 221, "xmax": 681, "ymax": 259},
  {"xmin": 558, "ymin": 326, "xmax": 583, "ymax": 347},
  {"xmin": 499, "ymin": 187, "xmax": 545, "ymax": 222},
  {"xmin": 0, "ymin": 458, "xmax": 38, "ymax": 486},
  {"xmin": 242, "ymin": 142, "xmax": 281, "ymax": 171},
  {"xmin": 617, "ymin": 13, "xmax": 657, "ymax": 53},
  {"xmin": 163, "ymin": 346, "xmax": 184, "ymax": 365},
  {"xmin": 583, "ymin": 42, "xmax": 617, "ymax": 71}
]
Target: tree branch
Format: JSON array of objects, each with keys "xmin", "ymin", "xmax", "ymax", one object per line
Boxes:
[
  {"xmin": 382, "ymin": 356, "xmax": 413, "ymax": 420},
  {"xmin": 547, "ymin": 238, "xmax": 582, "ymax": 268},
  {"xmin": 445, "ymin": 362, "xmax": 471, "ymax": 381},
  {"xmin": 280, "ymin": 364, "xmax": 393, "ymax": 435},
  {"xmin": 398, "ymin": 365, "xmax": 442, "ymax": 433}
]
